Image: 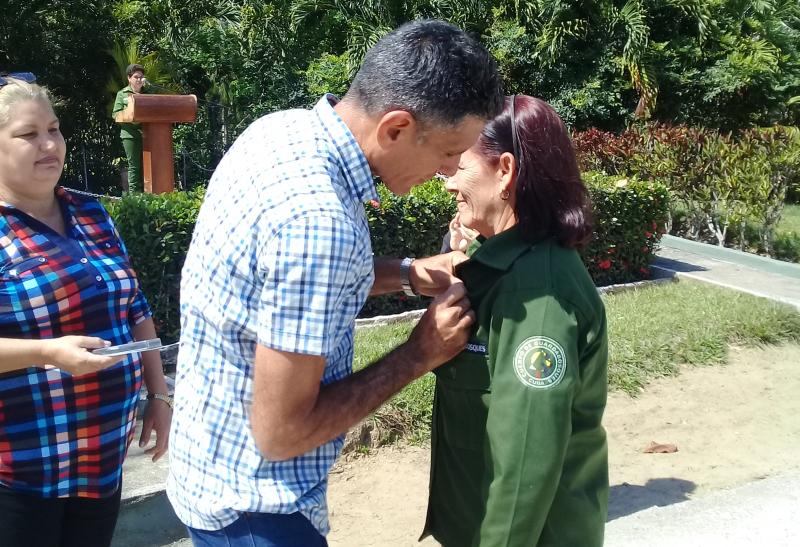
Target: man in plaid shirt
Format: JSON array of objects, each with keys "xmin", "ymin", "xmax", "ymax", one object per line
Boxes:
[{"xmin": 168, "ymin": 20, "xmax": 504, "ymax": 546}]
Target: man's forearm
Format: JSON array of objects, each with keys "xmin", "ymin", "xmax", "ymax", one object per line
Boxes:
[
  {"xmin": 371, "ymin": 257, "xmax": 404, "ymax": 295},
  {"xmin": 252, "ymin": 282, "xmax": 471, "ymax": 460},
  {"xmin": 256, "ymin": 342, "xmax": 429, "ymax": 460}
]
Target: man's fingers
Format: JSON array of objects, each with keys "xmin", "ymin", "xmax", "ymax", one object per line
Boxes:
[
  {"xmin": 145, "ymin": 425, "xmax": 169, "ymax": 462},
  {"xmin": 449, "ymin": 250, "xmax": 469, "ymax": 268},
  {"xmin": 458, "ymin": 310, "xmax": 476, "ymax": 328},
  {"xmin": 438, "ymin": 281, "xmax": 467, "ymax": 306},
  {"xmin": 144, "ymin": 445, "xmax": 167, "ymax": 462},
  {"xmin": 147, "ymin": 448, "xmax": 166, "ymax": 462}
]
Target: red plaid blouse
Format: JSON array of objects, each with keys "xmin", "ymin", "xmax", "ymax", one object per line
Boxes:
[{"xmin": 0, "ymin": 187, "xmax": 150, "ymax": 498}]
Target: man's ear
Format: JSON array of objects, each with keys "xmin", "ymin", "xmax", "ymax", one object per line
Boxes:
[{"xmin": 375, "ymin": 110, "xmax": 417, "ymax": 147}]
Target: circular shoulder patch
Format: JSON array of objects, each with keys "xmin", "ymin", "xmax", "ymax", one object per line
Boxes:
[{"xmin": 513, "ymin": 336, "xmax": 567, "ymax": 389}]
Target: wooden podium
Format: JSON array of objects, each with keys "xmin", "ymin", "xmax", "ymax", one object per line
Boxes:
[{"xmin": 117, "ymin": 94, "xmax": 198, "ymax": 194}]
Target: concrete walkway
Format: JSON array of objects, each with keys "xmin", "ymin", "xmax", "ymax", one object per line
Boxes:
[
  {"xmin": 113, "ymin": 235, "xmax": 800, "ymax": 546},
  {"xmin": 112, "ymin": 381, "xmax": 185, "ymax": 547},
  {"xmin": 653, "ymin": 234, "xmax": 800, "ymax": 310},
  {"xmin": 606, "ymin": 472, "xmax": 800, "ymax": 547}
]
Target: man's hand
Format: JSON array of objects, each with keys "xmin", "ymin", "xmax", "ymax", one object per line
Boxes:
[
  {"xmin": 41, "ymin": 336, "xmax": 124, "ymax": 376},
  {"xmin": 409, "ymin": 252, "xmax": 469, "ymax": 296},
  {"xmin": 406, "ymin": 282, "xmax": 475, "ymax": 371}
]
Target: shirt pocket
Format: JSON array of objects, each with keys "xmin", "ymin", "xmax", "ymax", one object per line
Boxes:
[
  {"xmin": 0, "ymin": 255, "xmax": 49, "ymax": 279},
  {"xmin": 434, "ymin": 349, "xmax": 492, "ymax": 451},
  {"xmin": 0, "ymin": 254, "xmax": 94, "ymax": 321}
]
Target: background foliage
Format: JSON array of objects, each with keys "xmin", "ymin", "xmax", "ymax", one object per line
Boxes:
[
  {"xmin": 574, "ymin": 123, "xmax": 800, "ymax": 261},
  {"xmin": 3, "ymin": 0, "xmax": 799, "ymax": 194}
]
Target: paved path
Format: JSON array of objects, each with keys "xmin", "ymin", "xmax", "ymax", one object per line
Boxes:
[
  {"xmin": 606, "ymin": 472, "xmax": 800, "ymax": 547},
  {"xmin": 654, "ymin": 234, "xmax": 800, "ymax": 310}
]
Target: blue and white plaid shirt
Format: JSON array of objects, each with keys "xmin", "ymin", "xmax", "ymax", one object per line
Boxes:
[{"xmin": 167, "ymin": 96, "xmax": 377, "ymax": 533}]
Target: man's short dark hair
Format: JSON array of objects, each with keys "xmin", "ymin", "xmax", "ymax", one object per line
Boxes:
[
  {"xmin": 346, "ymin": 19, "xmax": 504, "ymax": 127},
  {"xmin": 126, "ymin": 64, "xmax": 144, "ymax": 77}
]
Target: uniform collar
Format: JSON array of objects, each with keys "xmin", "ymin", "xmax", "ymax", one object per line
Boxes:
[
  {"xmin": 463, "ymin": 225, "xmax": 538, "ymax": 273},
  {"xmin": 313, "ymin": 94, "xmax": 377, "ymax": 204}
]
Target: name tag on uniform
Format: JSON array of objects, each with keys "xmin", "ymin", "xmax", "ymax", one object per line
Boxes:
[{"xmin": 465, "ymin": 342, "xmax": 487, "ymax": 355}]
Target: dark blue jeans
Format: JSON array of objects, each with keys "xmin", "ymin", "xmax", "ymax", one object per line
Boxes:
[{"xmin": 188, "ymin": 511, "xmax": 328, "ymax": 547}]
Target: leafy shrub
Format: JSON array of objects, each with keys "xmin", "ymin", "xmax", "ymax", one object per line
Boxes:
[
  {"xmin": 572, "ymin": 127, "xmax": 645, "ymax": 176},
  {"xmin": 773, "ymin": 231, "xmax": 800, "ymax": 262},
  {"xmin": 361, "ymin": 180, "xmax": 457, "ymax": 317},
  {"xmin": 582, "ymin": 174, "xmax": 670, "ymax": 285},
  {"xmin": 104, "ymin": 189, "xmax": 205, "ymax": 342},
  {"xmin": 577, "ymin": 124, "xmax": 800, "ymax": 260},
  {"xmin": 366, "ymin": 181, "xmax": 456, "ymax": 258},
  {"xmin": 305, "ymin": 52, "xmax": 350, "ymax": 99},
  {"xmin": 105, "ymin": 177, "xmax": 668, "ymax": 336}
]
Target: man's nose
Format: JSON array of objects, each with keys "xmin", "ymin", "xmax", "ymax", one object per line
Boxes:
[{"xmin": 438, "ymin": 161, "xmax": 458, "ymax": 178}]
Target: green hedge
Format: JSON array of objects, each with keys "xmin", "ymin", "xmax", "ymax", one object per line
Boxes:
[
  {"xmin": 582, "ymin": 173, "xmax": 670, "ymax": 286},
  {"xmin": 106, "ymin": 177, "xmax": 668, "ymax": 338},
  {"xmin": 104, "ymin": 189, "xmax": 205, "ymax": 342},
  {"xmin": 361, "ymin": 181, "xmax": 457, "ymax": 316}
]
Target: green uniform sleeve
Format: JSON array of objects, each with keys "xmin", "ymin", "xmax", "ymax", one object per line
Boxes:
[
  {"xmin": 112, "ymin": 89, "xmax": 128, "ymax": 116},
  {"xmin": 477, "ymin": 291, "xmax": 579, "ymax": 546}
]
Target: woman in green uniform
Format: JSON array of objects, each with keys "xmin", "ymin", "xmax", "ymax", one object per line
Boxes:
[
  {"xmin": 422, "ymin": 95, "xmax": 609, "ymax": 547},
  {"xmin": 112, "ymin": 64, "xmax": 148, "ymax": 192}
]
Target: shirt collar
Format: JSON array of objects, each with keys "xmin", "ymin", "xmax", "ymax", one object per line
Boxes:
[
  {"xmin": 0, "ymin": 186, "xmax": 76, "ymax": 212},
  {"xmin": 55, "ymin": 186, "xmax": 78, "ymax": 206},
  {"xmin": 461, "ymin": 225, "xmax": 537, "ymax": 273},
  {"xmin": 313, "ymin": 94, "xmax": 377, "ymax": 204}
]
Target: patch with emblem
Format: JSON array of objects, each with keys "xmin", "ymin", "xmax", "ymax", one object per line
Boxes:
[{"xmin": 513, "ymin": 336, "xmax": 566, "ymax": 389}]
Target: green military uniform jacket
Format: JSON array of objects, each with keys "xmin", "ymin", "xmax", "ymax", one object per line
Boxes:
[
  {"xmin": 422, "ymin": 226, "xmax": 609, "ymax": 547},
  {"xmin": 112, "ymin": 85, "xmax": 150, "ymax": 140}
]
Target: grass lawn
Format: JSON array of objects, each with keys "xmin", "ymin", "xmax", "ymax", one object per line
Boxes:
[
  {"xmin": 353, "ymin": 280, "xmax": 800, "ymax": 444},
  {"xmin": 779, "ymin": 203, "xmax": 800, "ymax": 235}
]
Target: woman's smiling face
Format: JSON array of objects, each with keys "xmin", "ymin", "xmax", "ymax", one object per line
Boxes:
[{"xmin": 444, "ymin": 147, "xmax": 514, "ymax": 238}]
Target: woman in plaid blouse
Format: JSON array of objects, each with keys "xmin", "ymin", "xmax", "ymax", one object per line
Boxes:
[{"xmin": 0, "ymin": 74, "xmax": 172, "ymax": 546}]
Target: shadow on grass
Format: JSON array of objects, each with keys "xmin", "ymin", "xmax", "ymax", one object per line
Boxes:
[{"xmin": 608, "ymin": 478, "xmax": 697, "ymax": 521}]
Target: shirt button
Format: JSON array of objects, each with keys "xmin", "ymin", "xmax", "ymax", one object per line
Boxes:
[
  {"xmin": 38, "ymin": 257, "xmax": 46, "ymax": 263},
  {"xmin": 80, "ymin": 258, "xmax": 88, "ymax": 264},
  {"xmin": 95, "ymin": 275, "xmax": 103, "ymax": 281},
  {"xmin": 105, "ymin": 243, "xmax": 112, "ymax": 248}
]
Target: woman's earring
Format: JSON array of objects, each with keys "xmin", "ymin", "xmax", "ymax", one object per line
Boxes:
[{"xmin": 500, "ymin": 190, "xmax": 510, "ymax": 200}]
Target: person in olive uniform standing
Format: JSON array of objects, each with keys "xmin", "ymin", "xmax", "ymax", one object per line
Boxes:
[
  {"xmin": 422, "ymin": 95, "xmax": 609, "ymax": 547},
  {"xmin": 112, "ymin": 64, "xmax": 149, "ymax": 192}
]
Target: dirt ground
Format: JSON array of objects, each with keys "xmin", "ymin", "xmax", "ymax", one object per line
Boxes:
[{"xmin": 326, "ymin": 344, "xmax": 800, "ymax": 546}]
